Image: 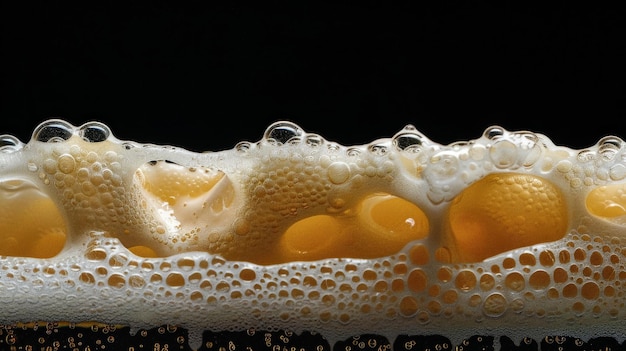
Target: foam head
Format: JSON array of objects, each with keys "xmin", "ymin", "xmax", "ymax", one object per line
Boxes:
[{"xmin": 1, "ymin": 119, "xmax": 625, "ymax": 349}]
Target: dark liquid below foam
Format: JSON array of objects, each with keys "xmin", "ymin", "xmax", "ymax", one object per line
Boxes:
[{"xmin": 1, "ymin": 325, "xmax": 624, "ymax": 351}]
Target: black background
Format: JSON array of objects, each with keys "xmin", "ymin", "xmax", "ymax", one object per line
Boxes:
[
  {"xmin": 2, "ymin": 2, "xmax": 625, "ymax": 152},
  {"xmin": 1, "ymin": 2, "xmax": 626, "ymax": 350}
]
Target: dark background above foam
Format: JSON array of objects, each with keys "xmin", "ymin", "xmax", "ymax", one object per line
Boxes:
[
  {"xmin": 1, "ymin": 2, "xmax": 625, "ymax": 152},
  {"xmin": 1, "ymin": 4, "xmax": 625, "ymax": 350}
]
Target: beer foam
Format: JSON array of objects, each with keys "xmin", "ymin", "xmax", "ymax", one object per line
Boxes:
[{"xmin": 1, "ymin": 119, "xmax": 625, "ymax": 350}]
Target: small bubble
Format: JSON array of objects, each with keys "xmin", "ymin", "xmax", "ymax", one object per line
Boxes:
[
  {"xmin": 555, "ymin": 336, "xmax": 567, "ymax": 344},
  {"xmin": 305, "ymin": 134, "xmax": 324, "ymax": 146},
  {"xmin": 483, "ymin": 292, "xmax": 507, "ymax": 317},
  {"xmin": 609, "ymin": 163, "xmax": 626, "ymax": 180},
  {"xmin": 235, "ymin": 141, "xmax": 252, "ymax": 153},
  {"xmin": 484, "ymin": 126, "xmax": 504, "ymax": 139},
  {"xmin": 393, "ymin": 132, "xmax": 424, "ymax": 152},
  {"xmin": 577, "ymin": 149, "xmax": 596, "ymax": 163},
  {"xmin": 27, "ymin": 162, "xmax": 38, "ymax": 172},
  {"xmin": 33, "ymin": 119, "xmax": 74, "ymax": 142},
  {"xmin": 264, "ymin": 121, "xmax": 303, "ymax": 144},
  {"xmin": 599, "ymin": 136, "xmax": 623, "ymax": 151},
  {"xmin": 5, "ymin": 333, "xmax": 17, "ymax": 345},
  {"xmin": 367, "ymin": 338, "xmax": 377, "ymax": 348},
  {"xmin": 491, "ymin": 140, "xmax": 518, "ymax": 169},
  {"xmin": 327, "ymin": 162, "xmax": 351, "ymax": 184},
  {"xmin": 58, "ymin": 154, "xmax": 77, "ymax": 174},
  {"xmin": 79, "ymin": 122, "xmax": 111, "ymax": 142},
  {"xmin": 368, "ymin": 143, "xmax": 388, "ymax": 155},
  {"xmin": 0, "ymin": 134, "xmax": 20, "ymax": 147},
  {"xmin": 347, "ymin": 147, "xmax": 361, "ymax": 156},
  {"xmin": 0, "ymin": 134, "xmax": 23, "ymax": 152}
]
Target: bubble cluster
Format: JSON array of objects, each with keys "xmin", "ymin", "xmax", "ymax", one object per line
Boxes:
[{"xmin": 1, "ymin": 119, "xmax": 626, "ymax": 350}]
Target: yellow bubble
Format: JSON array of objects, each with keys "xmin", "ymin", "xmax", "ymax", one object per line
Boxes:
[
  {"xmin": 57, "ymin": 154, "xmax": 76, "ymax": 174},
  {"xmin": 445, "ymin": 173, "xmax": 568, "ymax": 262}
]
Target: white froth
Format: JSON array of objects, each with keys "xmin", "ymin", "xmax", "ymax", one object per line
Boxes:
[{"xmin": 1, "ymin": 119, "xmax": 625, "ymax": 350}]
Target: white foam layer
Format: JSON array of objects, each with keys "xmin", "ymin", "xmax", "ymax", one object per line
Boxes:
[{"xmin": 1, "ymin": 120, "xmax": 625, "ymax": 350}]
